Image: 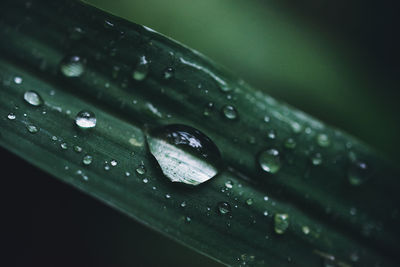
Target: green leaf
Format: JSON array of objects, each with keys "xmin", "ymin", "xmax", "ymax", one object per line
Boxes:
[{"xmin": 0, "ymin": 0, "xmax": 399, "ymax": 266}]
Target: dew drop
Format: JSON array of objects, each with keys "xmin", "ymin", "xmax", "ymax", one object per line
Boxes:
[
  {"xmin": 82, "ymin": 155, "xmax": 93, "ymax": 165},
  {"xmin": 27, "ymin": 124, "xmax": 38, "ymax": 134},
  {"xmin": 217, "ymin": 201, "xmax": 231, "ymax": 215},
  {"xmin": 125, "ymin": 171, "xmax": 131, "ymax": 177},
  {"xmin": 246, "ymin": 198, "xmax": 253, "ymax": 206},
  {"xmin": 7, "ymin": 113, "xmax": 16, "ymax": 120},
  {"xmin": 225, "ymin": 180, "xmax": 233, "ymax": 189},
  {"xmin": 203, "ymin": 102, "xmax": 214, "ymax": 117},
  {"xmin": 291, "ymin": 122, "xmax": 303, "ymax": 134},
  {"xmin": 60, "ymin": 142, "xmax": 68, "ymax": 150},
  {"xmin": 274, "ymin": 213, "xmax": 289, "ymax": 234},
  {"xmin": 75, "ymin": 110, "xmax": 96, "ymax": 129},
  {"xmin": 180, "ymin": 201, "xmax": 187, "ymax": 208},
  {"xmin": 136, "ymin": 164, "xmax": 146, "ymax": 175},
  {"xmin": 185, "ymin": 216, "xmax": 191, "ymax": 223},
  {"xmin": 263, "ymin": 196, "xmax": 269, "ymax": 201},
  {"xmin": 302, "ymin": 225, "xmax": 310, "ymax": 235},
  {"xmin": 132, "ymin": 55, "xmax": 149, "ymax": 81},
  {"xmin": 165, "ymin": 194, "xmax": 171, "ymax": 199},
  {"xmin": 142, "ymin": 178, "xmax": 149, "ymax": 184},
  {"xmin": 258, "ymin": 148, "xmax": 281, "ymax": 174},
  {"xmin": 267, "ymin": 129, "xmax": 276, "ymax": 140},
  {"xmin": 14, "ymin": 76, "xmax": 23, "ymax": 84},
  {"xmin": 73, "ymin": 145, "xmax": 82, "ymax": 153},
  {"xmin": 60, "ymin": 55, "xmax": 85, "ymax": 77},
  {"xmin": 311, "ymin": 153, "xmax": 323, "ymax": 166},
  {"xmin": 317, "ymin": 134, "xmax": 331, "ymax": 147},
  {"xmin": 348, "ymin": 161, "xmax": 369, "ymax": 186},
  {"xmin": 263, "ymin": 211, "xmax": 269, "ymax": 216},
  {"xmin": 110, "ymin": 159, "xmax": 117, "ymax": 166},
  {"xmin": 263, "ymin": 116, "xmax": 270, "ymax": 123},
  {"xmin": 163, "ymin": 67, "xmax": 174, "ymax": 80},
  {"xmin": 222, "ymin": 105, "xmax": 238, "ymax": 120},
  {"xmin": 284, "ymin": 138, "xmax": 296, "ymax": 149},
  {"xmin": 23, "ymin": 90, "xmax": 43, "ymax": 106},
  {"xmin": 146, "ymin": 124, "xmax": 221, "ymax": 186}
]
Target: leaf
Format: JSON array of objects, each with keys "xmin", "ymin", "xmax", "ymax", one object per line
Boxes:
[{"xmin": 0, "ymin": 0, "xmax": 399, "ymax": 266}]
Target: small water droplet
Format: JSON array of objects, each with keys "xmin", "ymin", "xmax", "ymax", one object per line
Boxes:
[
  {"xmin": 60, "ymin": 56, "xmax": 85, "ymax": 77},
  {"xmin": 180, "ymin": 201, "xmax": 187, "ymax": 208},
  {"xmin": 75, "ymin": 110, "xmax": 96, "ymax": 129},
  {"xmin": 317, "ymin": 134, "xmax": 331, "ymax": 147},
  {"xmin": 132, "ymin": 55, "xmax": 149, "ymax": 81},
  {"xmin": 302, "ymin": 225, "xmax": 310, "ymax": 235},
  {"xmin": 185, "ymin": 216, "xmax": 191, "ymax": 223},
  {"xmin": 225, "ymin": 180, "xmax": 233, "ymax": 189},
  {"xmin": 104, "ymin": 163, "xmax": 110, "ymax": 171},
  {"xmin": 136, "ymin": 164, "xmax": 146, "ymax": 175},
  {"xmin": 146, "ymin": 124, "xmax": 221, "ymax": 186},
  {"xmin": 125, "ymin": 171, "xmax": 131, "ymax": 177},
  {"xmin": 82, "ymin": 155, "xmax": 93, "ymax": 165},
  {"xmin": 284, "ymin": 138, "xmax": 296, "ymax": 149},
  {"xmin": 110, "ymin": 159, "xmax": 117, "ymax": 166},
  {"xmin": 165, "ymin": 194, "xmax": 171, "ymax": 199},
  {"xmin": 263, "ymin": 196, "xmax": 269, "ymax": 201},
  {"xmin": 52, "ymin": 136, "xmax": 58, "ymax": 141},
  {"xmin": 60, "ymin": 142, "xmax": 68, "ymax": 150},
  {"xmin": 222, "ymin": 105, "xmax": 238, "ymax": 120},
  {"xmin": 348, "ymin": 160, "xmax": 368, "ymax": 186},
  {"xmin": 264, "ymin": 116, "xmax": 270, "ymax": 123},
  {"xmin": 7, "ymin": 113, "xmax": 16, "ymax": 120},
  {"xmin": 203, "ymin": 102, "xmax": 214, "ymax": 117},
  {"xmin": 291, "ymin": 122, "xmax": 303, "ymax": 133},
  {"xmin": 274, "ymin": 213, "xmax": 289, "ymax": 234},
  {"xmin": 163, "ymin": 67, "xmax": 174, "ymax": 79},
  {"xmin": 267, "ymin": 129, "xmax": 276, "ymax": 139},
  {"xmin": 23, "ymin": 90, "xmax": 43, "ymax": 106},
  {"xmin": 246, "ymin": 198, "xmax": 253, "ymax": 206},
  {"xmin": 311, "ymin": 153, "xmax": 323, "ymax": 166},
  {"xmin": 263, "ymin": 211, "xmax": 269, "ymax": 216},
  {"xmin": 14, "ymin": 76, "xmax": 23, "ymax": 84},
  {"xmin": 258, "ymin": 148, "xmax": 281, "ymax": 174},
  {"xmin": 217, "ymin": 201, "xmax": 231, "ymax": 215},
  {"xmin": 142, "ymin": 178, "xmax": 149, "ymax": 183},
  {"xmin": 73, "ymin": 145, "xmax": 82, "ymax": 153},
  {"xmin": 27, "ymin": 124, "xmax": 38, "ymax": 134}
]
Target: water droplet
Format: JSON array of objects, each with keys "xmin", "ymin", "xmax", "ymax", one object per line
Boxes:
[
  {"xmin": 266, "ymin": 129, "xmax": 276, "ymax": 140},
  {"xmin": 222, "ymin": 105, "xmax": 238, "ymax": 120},
  {"xmin": 302, "ymin": 226, "xmax": 310, "ymax": 235},
  {"xmin": 125, "ymin": 171, "xmax": 131, "ymax": 177},
  {"xmin": 185, "ymin": 216, "xmax": 191, "ymax": 223},
  {"xmin": 60, "ymin": 142, "xmax": 68, "ymax": 150},
  {"xmin": 142, "ymin": 178, "xmax": 149, "ymax": 183},
  {"xmin": 180, "ymin": 201, "xmax": 187, "ymax": 208},
  {"xmin": 263, "ymin": 211, "xmax": 269, "ymax": 216},
  {"xmin": 165, "ymin": 194, "xmax": 171, "ymax": 199},
  {"xmin": 73, "ymin": 145, "xmax": 82, "ymax": 153},
  {"xmin": 14, "ymin": 76, "xmax": 22, "ymax": 84},
  {"xmin": 258, "ymin": 148, "xmax": 281, "ymax": 174},
  {"xmin": 7, "ymin": 113, "xmax": 16, "ymax": 120},
  {"xmin": 82, "ymin": 155, "xmax": 93, "ymax": 165},
  {"xmin": 52, "ymin": 136, "xmax": 58, "ymax": 141},
  {"xmin": 163, "ymin": 67, "xmax": 174, "ymax": 79},
  {"xmin": 348, "ymin": 161, "xmax": 368, "ymax": 186},
  {"xmin": 23, "ymin": 90, "xmax": 43, "ymax": 106},
  {"xmin": 104, "ymin": 20, "xmax": 114, "ymax": 28},
  {"xmin": 274, "ymin": 213, "xmax": 289, "ymax": 234},
  {"xmin": 27, "ymin": 124, "xmax": 38, "ymax": 134},
  {"xmin": 136, "ymin": 164, "xmax": 146, "ymax": 175},
  {"xmin": 264, "ymin": 116, "xmax": 270, "ymax": 123},
  {"xmin": 246, "ymin": 198, "xmax": 253, "ymax": 206},
  {"xmin": 60, "ymin": 56, "xmax": 85, "ymax": 77},
  {"xmin": 217, "ymin": 201, "xmax": 231, "ymax": 215},
  {"xmin": 284, "ymin": 138, "xmax": 296, "ymax": 149},
  {"xmin": 146, "ymin": 124, "xmax": 221, "ymax": 186},
  {"xmin": 225, "ymin": 180, "xmax": 233, "ymax": 189},
  {"xmin": 75, "ymin": 110, "xmax": 96, "ymax": 129},
  {"xmin": 317, "ymin": 134, "xmax": 330, "ymax": 147},
  {"xmin": 104, "ymin": 162, "xmax": 110, "ymax": 171},
  {"xmin": 203, "ymin": 102, "xmax": 214, "ymax": 117},
  {"xmin": 132, "ymin": 55, "xmax": 149, "ymax": 81},
  {"xmin": 263, "ymin": 196, "xmax": 269, "ymax": 201},
  {"xmin": 110, "ymin": 159, "xmax": 117, "ymax": 166},
  {"xmin": 291, "ymin": 122, "xmax": 303, "ymax": 133},
  {"xmin": 311, "ymin": 153, "xmax": 323, "ymax": 166}
]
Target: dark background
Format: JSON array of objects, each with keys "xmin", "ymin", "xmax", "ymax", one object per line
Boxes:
[{"xmin": 4, "ymin": 1, "xmax": 400, "ymax": 266}]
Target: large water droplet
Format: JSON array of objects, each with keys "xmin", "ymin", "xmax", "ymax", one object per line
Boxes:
[
  {"xmin": 60, "ymin": 56, "xmax": 85, "ymax": 77},
  {"xmin": 23, "ymin": 90, "xmax": 43, "ymax": 106},
  {"xmin": 258, "ymin": 148, "xmax": 281, "ymax": 174},
  {"xmin": 75, "ymin": 110, "xmax": 96, "ymax": 129},
  {"xmin": 217, "ymin": 201, "xmax": 231, "ymax": 215},
  {"xmin": 274, "ymin": 213, "xmax": 289, "ymax": 234},
  {"xmin": 222, "ymin": 105, "xmax": 238, "ymax": 120},
  {"xmin": 146, "ymin": 124, "xmax": 221, "ymax": 186},
  {"xmin": 348, "ymin": 161, "xmax": 368, "ymax": 186},
  {"xmin": 132, "ymin": 55, "xmax": 149, "ymax": 81}
]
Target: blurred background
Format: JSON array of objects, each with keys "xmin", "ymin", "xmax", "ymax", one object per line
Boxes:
[{"xmin": 6, "ymin": 1, "xmax": 399, "ymax": 266}]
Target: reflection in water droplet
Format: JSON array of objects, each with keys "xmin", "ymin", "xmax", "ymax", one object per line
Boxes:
[
  {"xmin": 24, "ymin": 90, "xmax": 43, "ymax": 106},
  {"xmin": 217, "ymin": 201, "xmax": 231, "ymax": 215},
  {"xmin": 317, "ymin": 134, "xmax": 331, "ymax": 147},
  {"xmin": 7, "ymin": 113, "xmax": 16, "ymax": 120},
  {"xmin": 222, "ymin": 105, "xmax": 238, "ymax": 120},
  {"xmin": 274, "ymin": 213, "xmax": 289, "ymax": 234},
  {"xmin": 132, "ymin": 55, "xmax": 149, "ymax": 81},
  {"xmin": 83, "ymin": 155, "xmax": 93, "ymax": 165},
  {"xmin": 258, "ymin": 148, "xmax": 281, "ymax": 174},
  {"xmin": 284, "ymin": 138, "xmax": 296, "ymax": 149},
  {"xmin": 60, "ymin": 56, "xmax": 85, "ymax": 77},
  {"xmin": 348, "ymin": 161, "xmax": 368, "ymax": 186},
  {"xmin": 146, "ymin": 124, "xmax": 221, "ymax": 186},
  {"xmin": 27, "ymin": 125, "xmax": 38, "ymax": 134},
  {"xmin": 75, "ymin": 110, "xmax": 96, "ymax": 129}
]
